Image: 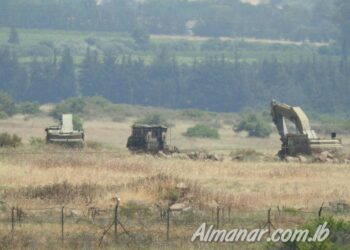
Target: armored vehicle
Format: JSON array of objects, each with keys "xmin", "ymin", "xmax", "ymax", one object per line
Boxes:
[
  {"xmin": 127, "ymin": 124, "xmax": 169, "ymax": 153},
  {"xmin": 45, "ymin": 114, "xmax": 85, "ymax": 147},
  {"xmin": 271, "ymin": 100, "xmax": 342, "ymax": 157}
]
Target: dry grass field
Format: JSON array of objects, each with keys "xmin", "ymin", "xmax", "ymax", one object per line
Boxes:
[{"xmin": 0, "ymin": 114, "xmax": 350, "ymax": 249}]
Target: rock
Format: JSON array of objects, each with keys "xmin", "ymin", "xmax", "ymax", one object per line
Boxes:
[
  {"xmin": 318, "ymin": 151, "xmax": 330, "ymax": 162},
  {"xmin": 207, "ymin": 200, "xmax": 219, "ymax": 208},
  {"xmin": 233, "ymin": 154, "xmax": 244, "ymax": 161},
  {"xmin": 157, "ymin": 151, "xmax": 169, "ymax": 158},
  {"xmin": 180, "ymin": 154, "xmax": 190, "ymax": 160},
  {"xmin": 170, "ymin": 203, "xmax": 188, "ymax": 211},
  {"xmin": 198, "ymin": 152, "xmax": 207, "ymax": 160},
  {"xmin": 182, "ymin": 207, "xmax": 193, "ymax": 212},
  {"xmin": 344, "ymin": 159, "xmax": 350, "ymax": 164},
  {"xmin": 176, "ymin": 182, "xmax": 189, "ymax": 190},
  {"xmin": 68, "ymin": 209, "xmax": 83, "ymax": 217},
  {"xmin": 333, "ymin": 158, "xmax": 340, "ymax": 164},
  {"xmin": 326, "ymin": 158, "xmax": 333, "ymax": 163},
  {"xmin": 298, "ymin": 155, "xmax": 308, "ymax": 163},
  {"xmin": 285, "ymin": 156, "xmax": 299, "ymax": 163},
  {"xmin": 208, "ymin": 154, "xmax": 221, "ymax": 161}
]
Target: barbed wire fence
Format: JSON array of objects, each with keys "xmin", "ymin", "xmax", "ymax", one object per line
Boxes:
[{"xmin": 1, "ymin": 198, "xmax": 349, "ymax": 248}]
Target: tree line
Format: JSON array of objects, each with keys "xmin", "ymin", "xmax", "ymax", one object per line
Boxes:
[
  {"xmin": 0, "ymin": 47, "xmax": 349, "ymax": 115},
  {"xmin": 0, "ymin": 0, "xmax": 340, "ymax": 42}
]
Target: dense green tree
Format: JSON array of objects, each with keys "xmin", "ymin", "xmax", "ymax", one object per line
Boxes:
[
  {"xmin": 55, "ymin": 48, "xmax": 76, "ymax": 100},
  {"xmin": 0, "ymin": 91, "xmax": 16, "ymax": 116},
  {"xmin": 7, "ymin": 27, "xmax": 19, "ymax": 44},
  {"xmin": 334, "ymin": 0, "xmax": 350, "ymax": 70},
  {"xmin": 79, "ymin": 48, "xmax": 100, "ymax": 96},
  {"xmin": 0, "ymin": 0, "xmax": 340, "ymax": 42}
]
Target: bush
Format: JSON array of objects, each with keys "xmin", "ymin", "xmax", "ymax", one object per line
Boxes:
[
  {"xmin": 17, "ymin": 102, "xmax": 41, "ymax": 115},
  {"xmin": 50, "ymin": 98, "xmax": 86, "ymax": 120},
  {"xmin": 181, "ymin": 109, "xmax": 206, "ymax": 120},
  {"xmin": 135, "ymin": 113, "xmax": 170, "ymax": 126},
  {"xmin": 86, "ymin": 141, "xmax": 104, "ymax": 150},
  {"xmin": 162, "ymin": 188, "xmax": 180, "ymax": 204},
  {"xmin": 183, "ymin": 124, "xmax": 219, "ymax": 139},
  {"xmin": 29, "ymin": 137, "xmax": 45, "ymax": 146},
  {"xmin": 0, "ymin": 91, "xmax": 16, "ymax": 117},
  {"xmin": 274, "ymin": 217, "xmax": 350, "ymax": 250},
  {"xmin": 235, "ymin": 110, "xmax": 272, "ymax": 138},
  {"xmin": 0, "ymin": 111, "xmax": 8, "ymax": 120},
  {"xmin": 121, "ymin": 201, "xmax": 151, "ymax": 219},
  {"xmin": 72, "ymin": 115, "xmax": 84, "ymax": 130},
  {"xmin": 0, "ymin": 133, "xmax": 22, "ymax": 147}
]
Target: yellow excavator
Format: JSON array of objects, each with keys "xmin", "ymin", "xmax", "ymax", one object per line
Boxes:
[{"xmin": 271, "ymin": 100, "xmax": 342, "ymax": 157}]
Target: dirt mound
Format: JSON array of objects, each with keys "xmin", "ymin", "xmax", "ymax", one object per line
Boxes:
[{"xmin": 156, "ymin": 151, "xmax": 223, "ymax": 161}]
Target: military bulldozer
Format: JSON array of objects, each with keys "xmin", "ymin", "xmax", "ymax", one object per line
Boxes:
[
  {"xmin": 127, "ymin": 124, "xmax": 172, "ymax": 153},
  {"xmin": 271, "ymin": 100, "xmax": 342, "ymax": 157},
  {"xmin": 45, "ymin": 114, "xmax": 85, "ymax": 148}
]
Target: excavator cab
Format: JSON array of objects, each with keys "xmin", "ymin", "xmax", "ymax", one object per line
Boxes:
[{"xmin": 271, "ymin": 100, "xmax": 342, "ymax": 157}]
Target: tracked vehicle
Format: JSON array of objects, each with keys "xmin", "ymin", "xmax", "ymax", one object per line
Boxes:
[
  {"xmin": 45, "ymin": 114, "xmax": 85, "ymax": 148},
  {"xmin": 271, "ymin": 100, "xmax": 342, "ymax": 157},
  {"xmin": 127, "ymin": 124, "xmax": 170, "ymax": 153}
]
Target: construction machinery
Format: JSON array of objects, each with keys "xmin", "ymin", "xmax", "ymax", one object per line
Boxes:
[
  {"xmin": 271, "ymin": 100, "xmax": 342, "ymax": 157},
  {"xmin": 127, "ymin": 124, "xmax": 170, "ymax": 153},
  {"xmin": 45, "ymin": 114, "xmax": 85, "ymax": 147}
]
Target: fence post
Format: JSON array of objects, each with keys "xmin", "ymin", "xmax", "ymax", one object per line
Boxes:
[
  {"xmin": 216, "ymin": 206, "xmax": 220, "ymax": 229},
  {"xmin": 166, "ymin": 206, "xmax": 170, "ymax": 241},
  {"xmin": 267, "ymin": 208, "xmax": 271, "ymax": 236},
  {"xmin": 318, "ymin": 202, "xmax": 324, "ymax": 219},
  {"xmin": 61, "ymin": 206, "xmax": 64, "ymax": 245},
  {"xmin": 11, "ymin": 207, "xmax": 15, "ymax": 233},
  {"xmin": 114, "ymin": 198, "xmax": 120, "ymax": 239}
]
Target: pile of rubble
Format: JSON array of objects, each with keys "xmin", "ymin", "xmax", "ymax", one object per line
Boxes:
[
  {"xmin": 284, "ymin": 151, "xmax": 350, "ymax": 164},
  {"xmin": 231, "ymin": 151, "xmax": 273, "ymax": 162},
  {"xmin": 157, "ymin": 151, "xmax": 223, "ymax": 161}
]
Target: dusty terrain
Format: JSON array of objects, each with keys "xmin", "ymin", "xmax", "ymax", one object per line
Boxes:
[{"xmin": 0, "ymin": 114, "xmax": 349, "ymax": 249}]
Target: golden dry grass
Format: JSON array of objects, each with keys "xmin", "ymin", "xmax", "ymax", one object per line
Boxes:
[
  {"xmin": 0, "ymin": 115, "xmax": 349, "ymax": 211},
  {"xmin": 0, "ymin": 152, "xmax": 349, "ymax": 211},
  {"xmin": 0, "ymin": 115, "xmax": 350, "ymax": 249}
]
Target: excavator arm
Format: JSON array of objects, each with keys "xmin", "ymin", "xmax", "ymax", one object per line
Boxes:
[{"xmin": 270, "ymin": 100, "xmax": 317, "ymax": 139}]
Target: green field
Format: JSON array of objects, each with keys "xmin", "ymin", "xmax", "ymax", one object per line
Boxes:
[{"xmin": 0, "ymin": 27, "xmax": 334, "ymax": 65}]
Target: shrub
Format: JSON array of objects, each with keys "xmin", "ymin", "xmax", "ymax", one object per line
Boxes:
[
  {"xmin": 86, "ymin": 141, "xmax": 104, "ymax": 150},
  {"xmin": 274, "ymin": 217, "xmax": 350, "ymax": 250},
  {"xmin": 0, "ymin": 111, "xmax": 8, "ymax": 120},
  {"xmin": 235, "ymin": 110, "xmax": 272, "ymax": 138},
  {"xmin": 183, "ymin": 124, "xmax": 219, "ymax": 139},
  {"xmin": 135, "ymin": 113, "xmax": 170, "ymax": 126},
  {"xmin": 163, "ymin": 188, "xmax": 180, "ymax": 204},
  {"xmin": 181, "ymin": 109, "xmax": 205, "ymax": 120},
  {"xmin": 72, "ymin": 115, "xmax": 84, "ymax": 130},
  {"xmin": 0, "ymin": 133, "xmax": 22, "ymax": 147},
  {"xmin": 50, "ymin": 98, "xmax": 86, "ymax": 119},
  {"xmin": 29, "ymin": 137, "xmax": 45, "ymax": 146},
  {"xmin": 17, "ymin": 102, "xmax": 41, "ymax": 115},
  {"xmin": 121, "ymin": 201, "xmax": 151, "ymax": 218},
  {"xmin": 0, "ymin": 91, "xmax": 16, "ymax": 117}
]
